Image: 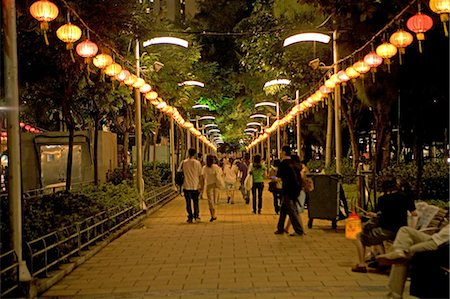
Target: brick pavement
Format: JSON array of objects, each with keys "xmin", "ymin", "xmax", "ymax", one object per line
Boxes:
[{"xmin": 42, "ymin": 189, "xmax": 416, "ymax": 299}]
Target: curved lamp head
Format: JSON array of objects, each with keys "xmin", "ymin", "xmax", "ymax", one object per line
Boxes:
[
  {"xmin": 246, "ymin": 122, "xmax": 262, "ymax": 127},
  {"xmin": 204, "ymin": 124, "xmax": 218, "ymax": 129},
  {"xmin": 143, "ymin": 37, "xmax": 188, "ymax": 48},
  {"xmin": 244, "ymin": 128, "xmax": 258, "ymax": 133},
  {"xmin": 263, "ymin": 79, "xmax": 290, "ymax": 89},
  {"xmin": 250, "ymin": 114, "xmax": 268, "ymax": 119},
  {"xmin": 208, "ymin": 129, "xmax": 220, "ymax": 133},
  {"xmin": 199, "ymin": 116, "xmax": 215, "ymax": 121},
  {"xmin": 192, "ymin": 104, "xmax": 209, "ymax": 109},
  {"xmin": 283, "ymin": 33, "xmax": 331, "ymax": 47},
  {"xmin": 179, "ymin": 80, "xmax": 205, "ymax": 87},
  {"xmin": 255, "ymin": 101, "xmax": 277, "ymax": 108}
]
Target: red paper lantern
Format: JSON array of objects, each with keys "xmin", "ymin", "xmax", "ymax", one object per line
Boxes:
[
  {"xmin": 407, "ymin": 12, "xmax": 433, "ymax": 53},
  {"xmin": 364, "ymin": 52, "xmax": 383, "ymax": 68},
  {"xmin": 390, "ymin": 29, "xmax": 414, "ymax": 64}
]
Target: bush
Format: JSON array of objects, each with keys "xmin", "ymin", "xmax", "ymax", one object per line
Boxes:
[
  {"xmin": 106, "ymin": 167, "xmax": 132, "ymax": 185},
  {"xmin": 143, "ymin": 162, "xmax": 171, "ymax": 187},
  {"xmin": 307, "ymin": 158, "xmax": 357, "ymax": 184}
]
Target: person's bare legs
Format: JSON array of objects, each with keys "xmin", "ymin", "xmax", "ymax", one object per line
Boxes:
[
  {"xmin": 355, "ymin": 233, "xmax": 366, "ymax": 266},
  {"xmin": 284, "ymin": 219, "xmax": 291, "ymax": 233}
]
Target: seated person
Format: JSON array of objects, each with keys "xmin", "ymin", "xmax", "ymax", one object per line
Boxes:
[
  {"xmin": 377, "ymin": 224, "xmax": 449, "ymax": 299},
  {"xmin": 352, "ymin": 176, "xmax": 416, "ymax": 273}
]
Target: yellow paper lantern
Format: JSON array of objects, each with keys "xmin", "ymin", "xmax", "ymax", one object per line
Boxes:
[
  {"xmin": 330, "ymin": 74, "xmax": 341, "ymax": 84},
  {"xmin": 146, "ymin": 91, "xmax": 159, "ymax": 100},
  {"xmin": 389, "ymin": 29, "xmax": 413, "ymax": 64},
  {"xmin": 376, "ymin": 42, "xmax": 398, "ymax": 72},
  {"xmin": 133, "ymin": 78, "xmax": 145, "ymax": 89},
  {"xmin": 76, "ymin": 40, "xmax": 98, "ymax": 63},
  {"xmin": 140, "ymin": 84, "xmax": 152, "ymax": 94},
  {"xmin": 324, "ymin": 79, "xmax": 336, "ymax": 89},
  {"xmin": 56, "ymin": 23, "xmax": 82, "ymax": 50},
  {"xmin": 104, "ymin": 63, "xmax": 122, "ymax": 77},
  {"xmin": 353, "ymin": 60, "xmax": 370, "ymax": 74},
  {"xmin": 124, "ymin": 74, "xmax": 137, "ymax": 86},
  {"xmin": 29, "ymin": 0, "xmax": 59, "ymax": 45},
  {"xmin": 115, "ymin": 70, "xmax": 130, "ymax": 82},
  {"xmin": 430, "ymin": 0, "xmax": 450, "ymax": 36},
  {"xmin": 93, "ymin": 54, "xmax": 113, "ymax": 69},
  {"xmin": 345, "ymin": 66, "xmax": 360, "ymax": 79}
]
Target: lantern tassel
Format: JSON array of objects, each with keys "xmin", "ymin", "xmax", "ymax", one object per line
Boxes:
[
  {"xmin": 70, "ymin": 50, "xmax": 75, "ymax": 63},
  {"xmin": 43, "ymin": 31, "xmax": 49, "ymax": 46},
  {"xmin": 398, "ymin": 52, "xmax": 403, "ymax": 65},
  {"xmin": 444, "ymin": 22, "xmax": 448, "ymax": 37},
  {"xmin": 418, "ymin": 40, "xmax": 423, "ymax": 53}
]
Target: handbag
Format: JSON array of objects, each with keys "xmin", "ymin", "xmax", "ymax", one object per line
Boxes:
[
  {"xmin": 215, "ymin": 169, "xmax": 225, "ymax": 190},
  {"xmin": 244, "ymin": 174, "xmax": 253, "ymax": 191},
  {"xmin": 175, "ymin": 171, "xmax": 184, "ymax": 186}
]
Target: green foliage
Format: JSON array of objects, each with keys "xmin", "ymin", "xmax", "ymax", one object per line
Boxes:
[
  {"xmin": 307, "ymin": 158, "xmax": 357, "ymax": 184},
  {"xmin": 143, "ymin": 162, "xmax": 171, "ymax": 186}
]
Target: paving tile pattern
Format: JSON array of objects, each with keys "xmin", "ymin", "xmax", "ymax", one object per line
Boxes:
[{"xmin": 42, "ymin": 190, "xmax": 416, "ymax": 298}]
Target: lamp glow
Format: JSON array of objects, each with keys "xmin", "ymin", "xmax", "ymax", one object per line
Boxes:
[
  {"xmin": 143, "ymin": 37, "xmax": 188, "ymax": 48},
  {"xmin": 244, "ymin": 128, "xmax": 258, "ymax": 132},
  {"xmin": 263, "ymin": 79, "xmax": 291, "ymax": 88},
  {"xmin": 283, "ymin": 33, "xmax": 331, "ymax": 47},
  {"xmin": 255, "ymin": 101, "xmax": 277, "ymax": 108},
  {"xmin": 246, "ymin": 122, "xmax": 263, "ymax": 127},
  {"xmin": 204, "ymin": 124, "xmax": 218, "ymax": 128},
  {"xmin": 250, "ymin": 114, "xmax": 268, "ymax": 119},
  {"xmin": 199, "ymin": 116, "xmax": 215, "ymax": 121},
  {"xmin": 208, "ymin": 129, "xmax": 220, "ymax": 133},
  {"xmin": 192, "ymin": 104, "xmax": 209, "ymax": 109},
  {"xmin": 178, "ymin": 81, "xmax": 205, "ymax": 87}
]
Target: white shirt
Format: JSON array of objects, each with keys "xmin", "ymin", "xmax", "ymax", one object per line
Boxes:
[
  {"xmin": 202, "ymin": 164, "xmax": 221, "ymax": 186},
  {"xmin": 432, "ymin": 224, "xmax": 450, "ymax": 246},
  {"xmin": 181, "ymin": 158, "xmax": 202, "ymax": 190},
  {"xmin": 223, "ymin": 164, "xmax": 238, "ymax": 184}
]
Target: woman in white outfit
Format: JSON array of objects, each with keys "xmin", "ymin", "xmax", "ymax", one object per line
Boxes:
[
  {"xmin": 201, "ymin": 155, "xmax": 221, "ymax": 222},
  {"xmin": 223, "ymin": 158, "xmax": 239, "ymax": 204}
]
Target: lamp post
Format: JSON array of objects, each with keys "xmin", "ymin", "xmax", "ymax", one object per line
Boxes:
[
  {"xmin": 295, "ymin": 90, "xmax": 301, "ymax": 159},
  {"xmin": 255, "ymin": 101, "xmax": 279, "ymax": 158},
  {"xmin": 283, "ymin": 31, "xmax": 342, "ymax": 174},
  {"xmin": 134, "ymin": 39, "xmax": 145, "ymax": 202}
]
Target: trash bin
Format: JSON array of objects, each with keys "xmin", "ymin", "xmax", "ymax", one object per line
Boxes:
[{"xmin": 306, "ymin": 174, "xmax": 349, "ymax": 229}]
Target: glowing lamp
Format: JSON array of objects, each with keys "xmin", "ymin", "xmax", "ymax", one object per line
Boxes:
[
  {"xmin": 29, "ymin": 0, "xmax": 59, "ymax": 45},
  {"xmin": 25, "ymin": 125, "xmax": 31, "ymax": 131},
  {"xmin": 324, "ymin": 79, "xmax": 336, "ymax": 89},
  {"xmin": 376, "ymin": 42, "xmax": 398, "ymax": 72},
  {"xmin": 140, "ymin": 84, "xmax": 152, "ymax": 93},
  {"xmin": 319, "ymin": 85, "xmax": 333, "ymax": 94},
  {"xmin": 93, "ymin": 54, "xmax": 113, "ymax": 69},
  {"xmin": 430, "ymin": 0, "xmax": 450, "ymax": 36},
  {"xmin": 146, "ymin": 91, "xmax": 158, "ymax": 100},
  {"xmin": 389, "ymin": 30, "xmax": 414, "ymax": 64},
  {"xmin": 345, "ymin": 66, "xmax": 360, "ymax": 79},
  {"xmin": 407, "ymin": 12, "xmax": 433, "ymax": 53},
  {"xmin": 115, "ymin": 70, "xmax": 130, "ymax": 82},
  {"xmin": 124, "ymin": 75, "xmax": 137, "ymax": 86},
  {"xmin": 353, "ymin": 61, "xmax": 370, "ymax": 74},
  {"xmin": 132, "ymin": 78, "xmax": 145, "ymax": 88},
  {"xmin": 364, "ymin": 52, "xmax": 383, "ymax": 68},
  {"xmin": 104, "ymin": 63, "xmax": 122, "ymax": 77},
  {"xmin": 345, "ymin": 211, "xmax": 362, "ymax": 240},
  {"xmin": 337, "ymin": 70, "xmax": 350, "ymax": 88},
  {"xmin": 76, "ymin": 40, "xmax": 98, "ymax": 62},
  {"xmin": 330, "ymin": 74, "xmax": 341, "ymax": 84},
  {"xmin": 157, "ymin": 102, "xmax": 167, "ymax": 110},
  {"xmin": 19, "ymin": 122, "xmax": 25, "ymax": 128},
  {"xmin": 56, "ymin": 23, "xmax": 82, "ymax": 50}
]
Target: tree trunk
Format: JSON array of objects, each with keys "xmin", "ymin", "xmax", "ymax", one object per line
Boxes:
[
  {"xmin": 143, "ymin": 135, "xmax": 151, "ymax": 162},
  {"xmin": 66, "ymin": 125, "xmax": 74, "ymax": 192},
  {"xmin": 153, "ymin": 113, "xmax": 163, "ymax": 171},
  {"xmin": 374, "ymin": 110, "xmax": 391, "ymax": 173},
  {"xmin": 341, "ymin": 95, "xmax": 360, "ymax": 169}
]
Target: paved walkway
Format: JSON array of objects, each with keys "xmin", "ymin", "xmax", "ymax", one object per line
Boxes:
[{"xmin": 42, "ymin": 189, "xmax": 415, "ymax": 299}]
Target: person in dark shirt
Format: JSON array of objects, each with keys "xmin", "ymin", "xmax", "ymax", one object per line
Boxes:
[
  {"xmin": 274, "ymin": 145, "xmax": 304, "ymax": 236},
  {"xmin": 352, "ymin": 176, "xmax": 416, "ymax": 273}
]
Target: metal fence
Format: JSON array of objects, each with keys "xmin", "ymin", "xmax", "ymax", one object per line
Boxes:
[
  {"xmin": 0, "ymin": 250, "xmax": 19, "ymax": 297},
  {"xmin": 24, "ymin": 184, "xmax": 177, "ymax": 278}
]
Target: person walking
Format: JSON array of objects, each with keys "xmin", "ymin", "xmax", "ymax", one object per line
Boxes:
[
  {"xmin": 201, "ymin": 154, "xmax": 222, "ymax": 222},
  {"xmin": 180, "ymin": 148, "xmax": 203, "ymax": 223},
  {"xmin": 249, "ymin": 154, "xmax": 266, "ymax": 214},
  {"xmin": 268, "ymin": 159, "xmax": 282, "ymax": 214},
  {"xmin": 274, "ymin": 145, "xmax": 304, "ymax": 236},
  {"xmin": 284, "ymin": 155, "xmax": 307, "ymax": 233},
  {"xmin": 223, "ymin": 158, "xmax": 239, "ymax": 204},
  {"xmin": 237, "ymin": 155, "xmax": 250, "ymax": 204}
]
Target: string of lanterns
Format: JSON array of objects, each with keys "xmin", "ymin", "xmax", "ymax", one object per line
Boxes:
[
  {"xmin": 28, "ymin": 0, "xmax": 217, "ymax": 150},
  {"xmin": 246, "ymin": 0, "xmax": 449, "ymax": 150}
]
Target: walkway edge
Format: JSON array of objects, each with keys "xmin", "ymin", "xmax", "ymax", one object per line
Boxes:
[{"xmin": 28, "ymin": 194, "xmax": 178, "ymax": 298}]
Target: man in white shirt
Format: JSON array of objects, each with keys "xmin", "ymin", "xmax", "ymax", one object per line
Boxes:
[
  {"xmin": 180, "ymin": 148, "xmax": 203, "ymax": 223},
  {"xmin": 377, "ymin": 224, "xmax": 449, "ymax": 299}
]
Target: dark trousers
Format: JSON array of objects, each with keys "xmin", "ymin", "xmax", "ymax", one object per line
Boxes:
[
  {"xmin": 252, "ymin": 182, "xmax": 264, "ymax": 212},
  {"xmin": 183, "ymin": 190, "xmax": 200, "ymax": 220},
  {"xmin": 277, "ymin": 194, "xmax": 303, "ymax": 234},
  {"xmin": 272, "ymin": 190, "xmax": 282, "ymax": 214}
]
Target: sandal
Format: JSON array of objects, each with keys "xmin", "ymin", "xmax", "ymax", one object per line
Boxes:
[{"xmin": 351, "ymin": 264, "xmax": 367, "ymax": 273}]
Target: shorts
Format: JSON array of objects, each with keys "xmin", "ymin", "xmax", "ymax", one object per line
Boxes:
[{"xmin": 359, "ymin": 227, "xmax": 395, "ymax": 246}]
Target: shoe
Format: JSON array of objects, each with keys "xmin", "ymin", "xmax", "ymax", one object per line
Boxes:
[
  {"xmin": 194, "ymin": 217, "xmax": 200, "ymax": 222},
  {"xmin": 227, "ymin": 197, "xmax": 230, "ymax": 203},
  {"xmin": 386, "ymin": 291, "xmax": 402, "ymax": 299},
  {"xmin": 209, "ymin": 217, "xmax": 217, "ymax": 222},
  {"xmin": 351, "ymin": 264, "xmax": 367, "ymax": 273},
  {"xmin": 187, "ymin": 218, "xmax": 193, "ymax": 223},
  {"xmin": 376, "ymin": 250, "xmax": 408, "ymax": 265},
  {"xmin": 253, "ymin": 210, "xmax": 256, "ymax": 214},
  {"xmin": 258, "ymin": 210, "xmax": 261, "ymax": 214},
  {"xmin": 245, "ymin": 198, "xmax": 250, "ymax": 204},
  {"xmin": 274, "ymin": 230, "xmax": 285, "ymax": 235},
  {"xmin": 289, "ymin": 232, "xmax": 303, "ymax": 237},
  {"xmin": 230, "ymin": 201, "xmax": 234, "ymax": 204}
]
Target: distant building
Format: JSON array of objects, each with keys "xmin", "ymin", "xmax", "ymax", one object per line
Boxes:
[{"xmin": 143, "ymin": 0, "xmax": 200, "ymax": 23}]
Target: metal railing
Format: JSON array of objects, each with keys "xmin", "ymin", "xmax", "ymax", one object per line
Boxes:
[
  {"xmin": 25, "ymin": 184, "xmax": 177, "ymax": 277},
  {"xmin": 0, "ymin": 250, "xmax": 19, "ymax": 297}
]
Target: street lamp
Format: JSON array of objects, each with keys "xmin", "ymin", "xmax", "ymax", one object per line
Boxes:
[
  {"xmin": 283, "ymin": 31, "xmax": 342, "ymax": 174},
  {"xmin": 143, "ymin": 37, "xmax": 189, "ymax": 48},
  {"xmin": 254, "ymin": 101, "xmax": 280, "ymax": 159},
  {"xmin": 178, "ymin": 80, "xmax": 205, "ymax": 87}
]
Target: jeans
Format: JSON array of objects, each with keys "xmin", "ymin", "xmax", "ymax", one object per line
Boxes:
[
  {"xmin": 277, "ymin": 194, "xmax": 303, "ymax": 234},
  {"xmin": 252, "ymin": 182, "xmax": 264, "ymax": 212},
  {"xmin": 272, "ymin": 190, "xmax": 282, "ymax": 214},
  {"xmin": 183, "ymin": 190, "xmax": 200, "ymax": 220}
]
